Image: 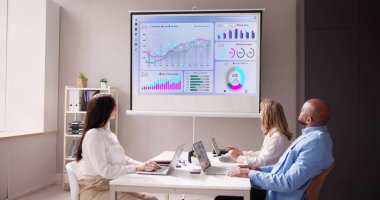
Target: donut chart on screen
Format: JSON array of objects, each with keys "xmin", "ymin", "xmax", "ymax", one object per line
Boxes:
[{"xmin": 226, "ymin": 66, "xmax": 245, "ymax": 90}]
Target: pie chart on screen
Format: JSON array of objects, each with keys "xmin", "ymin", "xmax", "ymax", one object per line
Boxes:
[{"xmin": 226, "ymin": 66, "xmax": 245, "ymax": 90}]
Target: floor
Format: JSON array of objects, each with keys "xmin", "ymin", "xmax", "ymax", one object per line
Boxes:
[
  {"xmin": 19, "ymin": 184, "xmax": 216, "ymax": 200},
  {"xmin": 19, "ymin": 185, "xmax": 70, "ymax": 200}
]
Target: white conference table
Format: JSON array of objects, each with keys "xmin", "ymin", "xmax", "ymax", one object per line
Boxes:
[{"xmin": 110, "ymin": 151, "xmax": 251, "ymax": 200}]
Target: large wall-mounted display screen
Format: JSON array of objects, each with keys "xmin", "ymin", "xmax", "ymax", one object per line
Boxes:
[{"xmin": 130, "ymin": 10, "xmax": 262, "ymax": 114}]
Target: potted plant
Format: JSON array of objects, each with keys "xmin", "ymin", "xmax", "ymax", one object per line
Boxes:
[
  {"xmin": 100, "ymin": 77, "xmax": 107, "ymax": 89},
  {"xmin": 188, "ymin": 150, "xmax": 200, "ymax": 166},
  {"xmin": 77, "ymin": 72, "xmax": 88, "ymax": 88}
]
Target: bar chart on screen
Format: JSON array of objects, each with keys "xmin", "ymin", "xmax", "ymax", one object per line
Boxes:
[
  {"xmin": 140, "ymin": 71, "xmax": 183, "ymax": 93},
  {"xmin": 184, "ymin": 71, "xmax": 213, "ymax": 93},
  {"xmin": 215, "ymin": 22, "xmax": 257, "ymax": 41}
]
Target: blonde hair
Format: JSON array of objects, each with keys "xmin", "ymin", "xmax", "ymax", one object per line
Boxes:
[{"xmin": 260, "ymin": 99, "xmax": 292, "ymax": 140}]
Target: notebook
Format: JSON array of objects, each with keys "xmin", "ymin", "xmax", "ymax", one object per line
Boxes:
[
  {"xmin": 137, "ymin": 144, "xmax": 185, "ymax": 175},
  {"xmin": 193, "ymin": 141, "xmax": 237, "ymax": 175}
]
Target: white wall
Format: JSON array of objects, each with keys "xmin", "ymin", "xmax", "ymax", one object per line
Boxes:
[
  {"xmin": 55, "ymin": 0, "xmax": 297, "ymax": 171},
  {"xmin": 0, "ymin": 132, "xmax": 56, "ymax": 200},
  {"xmin": 5, "ymin": 0, "xmax": 59, "ymax": 132},
  {"xmin": 0, "ymin": 0, "xmax": 7, "ymax": 132}
]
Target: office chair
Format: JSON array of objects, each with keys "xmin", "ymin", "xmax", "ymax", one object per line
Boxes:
[
  {"xmin": 306, "ymin": 163, "xmax": 334, "ymax": 200},
  {"xmin": 66, "ymin": 161, "xmax": 82, "ymax": 200}
]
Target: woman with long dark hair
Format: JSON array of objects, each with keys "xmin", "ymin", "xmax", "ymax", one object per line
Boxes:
[{"xmin": 76, "ymin": 93, "xmax": 158, "ymax": 200}]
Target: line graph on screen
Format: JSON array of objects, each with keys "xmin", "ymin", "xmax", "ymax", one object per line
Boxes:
[{"xmin": 139, "ymin": 23, "xmax": 214, "ymax": 70}]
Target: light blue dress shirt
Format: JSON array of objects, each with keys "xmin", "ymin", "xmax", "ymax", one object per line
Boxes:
[{"xmin": 248, "ymin": 126, "xmax": 334, "ymax": 200}]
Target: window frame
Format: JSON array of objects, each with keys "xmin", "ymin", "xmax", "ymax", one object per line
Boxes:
[{"xmin": 0, "ymin": 0, "xmax": 8, "ymax": 131}]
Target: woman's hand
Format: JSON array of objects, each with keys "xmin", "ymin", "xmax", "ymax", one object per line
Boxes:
[
  {"xmin": 136, "ymin": 161, "xmax": 161, "ymax": 171},
  {"xmin": 238, "ymin": 164, "xmax": 261, "ymax": 171},
  {"xmin": 226, "ymin": 146, "xmax": 243, "ymax": 161}
]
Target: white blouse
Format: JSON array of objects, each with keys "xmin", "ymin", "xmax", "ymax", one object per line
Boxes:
[
  {"xmin": 80, "ymin": 128, "xmax": 142, "ymax": 179},
  {"xmin": 236, "ymin": 128, "xmax": 290, "ymax": 166}
]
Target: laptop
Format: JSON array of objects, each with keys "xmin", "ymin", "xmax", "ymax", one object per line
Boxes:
[
  {"xmin": 192, "ymin": 141, "xmax": 237, "ymax": 175},
  {"xmin": 137, "ymin": 144, "xmax": 185, "ymax": 175},
  {"xmin": 210, "ymin": 137, "xmax": 228, "ymax": 156},
  {"xmin": 210, "ymin": 138, "xmax": 234, "ymax": 163}
]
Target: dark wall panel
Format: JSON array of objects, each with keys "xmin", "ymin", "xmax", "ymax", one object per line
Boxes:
[
  {"xmin": 307, "ymin": 0, "xmax": 358, "ymax": 29},
  {"xmin": 320, "ymin": 190, "xmax": 379, "ymax": 200},
  {"xmin": 303, "ymin": 0, "xmax": 380, "ymax": 198},
  {"xmin": 360, "ymin": 0, "xmax": 380, "ymax": 28},
  {"xmin": 357, "ymin": 29, "xmax": 380, "ymax": 192},
  {"xmin": 307, "ymin": 29, "xmax": 359, "ymax": 190}
]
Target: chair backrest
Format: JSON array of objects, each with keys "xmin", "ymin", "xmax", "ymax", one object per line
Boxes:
[
  {"xmin": 306, "ymin": 163, "xmax": 334, "ymax": 200},
  {"xmin": 66, "ymin": 161, "xmax": 82, "ymax": 200}
]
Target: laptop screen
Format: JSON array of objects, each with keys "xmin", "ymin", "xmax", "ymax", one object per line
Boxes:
[
  {"xmin": 193, "ymin": 141, "xmax": 211, "ymax": 170},
  {"xmin": 137, "ymin": 144, "xmax": 185, "ymax": 175},
  {"xmin": 211, "ymin": 138, "xmax": 221, "ymax": 156},
  {"xmin": 169, "ymin": 144, "xmax": 185, "ymax": 171}
]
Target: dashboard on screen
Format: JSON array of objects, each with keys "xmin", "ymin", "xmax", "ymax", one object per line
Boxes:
[{"xmin": 130, "ymin": 10, "xmax": 262, "ymax": 114}]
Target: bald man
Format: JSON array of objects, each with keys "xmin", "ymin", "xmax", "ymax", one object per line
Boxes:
[{"xmin": 215, "ymin": 99, "xmax": 334, "ymax": 200}]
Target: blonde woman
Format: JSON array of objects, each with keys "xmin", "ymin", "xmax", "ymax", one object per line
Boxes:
[{"xmin": 227, "ymin": 99, "xmax": 292, "ymax": 166}]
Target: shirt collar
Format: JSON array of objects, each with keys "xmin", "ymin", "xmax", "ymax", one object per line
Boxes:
[{"xmin": 301, "ymin": 126, "xmax": 328, "ymax": 136}]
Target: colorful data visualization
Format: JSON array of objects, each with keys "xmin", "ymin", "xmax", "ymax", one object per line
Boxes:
[{"xmin": 132, "ymin": 13, "xmax": 261, "ymax": 96}]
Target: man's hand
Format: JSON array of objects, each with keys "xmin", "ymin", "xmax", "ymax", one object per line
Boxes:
[
  {"xmin": 226, "ymin": 146, "xmax": 243, "ymax": 161},
  {"xmin": 136, "ymin": 161, "xmax": 161, "ymax": 171},
  {"xmin": 227, "ymin": 168, "xmax": 250, "ymax": 178}
]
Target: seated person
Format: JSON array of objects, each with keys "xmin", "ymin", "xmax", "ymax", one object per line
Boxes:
[
  {"xmin": 216, "ymin": 98, "xmax": 334, "ymax": 200},
  {"xmin": 227, "ymin": 99, "xmax": 292, "ymax": 166},
  {"xmin": 76, "ymin": 94, "xmax": 159, "ymax": 200}
]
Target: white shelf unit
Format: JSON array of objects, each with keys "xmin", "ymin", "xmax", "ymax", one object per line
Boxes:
[{"xmin": 63, "ymin": 86, "xmax": 118, "ymax": 189}]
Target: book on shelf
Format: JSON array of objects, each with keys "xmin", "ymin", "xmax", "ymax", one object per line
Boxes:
[
  {"xmin": 68, "ymin": 90, "xmax": 90, "ymax": 112},
  {"xmin": 68, "ymin": 120, "xmax": 84, "ymax": 128},
  {"xmin": 68, "ymin": 90, "xmax": 80, "ymax": 112},
  {"xmin": 67, "ymin": 130, "xmax": 82, "ymax": 135},
  {"xmin": 80, "ymin": 90, "xmax": 90, "ymax": 111},
  {"xmin": 67, "ymin": 120, "xmax": 84, "ymax": 135},
  {"xmin": 67, "ymin": 139, "xmax": 75, "ymax": 157},
  {"xmin": 68, "ymin": 138, "xmax": 80, "ymax": 158},
  {"xmin": 68, "ymin": 90, "xmax": 74, "ymax": 111}
]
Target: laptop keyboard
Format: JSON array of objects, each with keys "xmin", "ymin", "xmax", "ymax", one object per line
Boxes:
[
  {"xmin": 218, "ymin": 155, "xmax": 235, "ymax": 163},
  {"xmin": 144, "ymin": 166, "xmax": 169, "ymax": 175},
  {"xmin": 154, "ymin": 166, "xmax": 169, "ymax": 173},
  {"xmin": 207, "ymin": 166, "xmax": 228, "ymax": 174}
]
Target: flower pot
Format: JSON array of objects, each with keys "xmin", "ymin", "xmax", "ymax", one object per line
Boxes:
[
  {"xmin": 190, "ymin": 156, "xmax": 200, "ymax": 166},
  {"xmin": 100, "ymin": 82, "xmax": 107, "ymax": 89},
  {"xmin": 77, "ymin": 77, "xmax": 88, "ymax": 88}
]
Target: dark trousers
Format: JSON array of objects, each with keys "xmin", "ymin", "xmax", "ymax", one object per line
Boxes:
[{"xmin": 214, "ymin": 187, "xmax": 267, "ymax": 200}]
